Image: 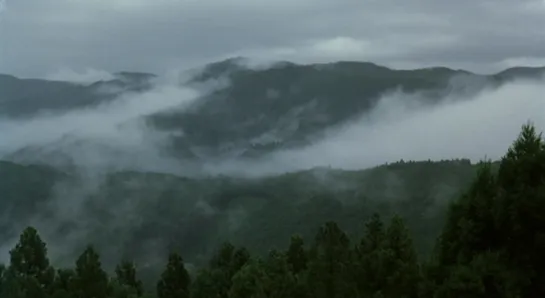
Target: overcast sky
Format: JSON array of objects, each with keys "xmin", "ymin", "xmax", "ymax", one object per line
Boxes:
[{"xmin": 1, "ymin": 0, "xmax": 545, "ymax": 78}]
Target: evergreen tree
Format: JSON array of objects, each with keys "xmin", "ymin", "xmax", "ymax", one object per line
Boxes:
[
  {"xmin": 361, "ymin": 213, "xmax": 385, "ymax": 253},
  {"xmin": 437, "ymin": 162, "xmax": 499, "ymax": 267},
  {"xmin": 115, "ymin": 260, "xmax": 143, "ymax": 297},
  {"xmin": 432, "ymin": 123, "xmax": 545, "ymax": 297},
  {"xmin": 262, "ymin": 250, "xmax": 298, "ymax": 298},
  {"xmin": 157, "ymin": 252, "xmax": 190, "ymax": 298},
  {"xmin": 6, "ymin": 226, "xmax": 55, "ymax": 298},
  {"xmin": 194, "ymin": 243, "xmax": 249, "ymax": 298},
  {"xmin": 307, "ymin": 221, "xmax": 353, "ymax": 298},
  {"xmin": 0, "ymin": 264, "xmax": 5, "ymax": 293},
  {"xmin": 73, "ymin": 245, "xmax": 110, "ymax": 298},
  {"xmin": 50, "ymin": 268, "xmax": 76, "ymax": 298},
  {"xmin": 495, "ymin": 123, "xmax": 545, "ymax": 297},
  {"xmin": 286, "ymin": 235, "xmax": 307, "ymax": 275},
  {"xmin": 228, "ymin": 260, "xmax": 267, "ymax": 298},
  {"xmin": 382, "ymin": 215, "xmax": 420, "ymax": 298},
  {"xmin": 355, "ymin": 213, "xmax": 387, "ymax": 297},
  {"xmin": 191, "ymin": 269, "xmax": 223, "ymax": 298},
  {"xmin": 209, "ymin": 242, "xmax": 235, "ymax": 270},
  {"xmin": 231, "ymin": 247, "xmax": 251, "ymax": 276}
]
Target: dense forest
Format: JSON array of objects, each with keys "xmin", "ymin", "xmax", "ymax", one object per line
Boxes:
[{"xmin": 0, "ymin": 122, "xmax": 543, "ymax": 297}]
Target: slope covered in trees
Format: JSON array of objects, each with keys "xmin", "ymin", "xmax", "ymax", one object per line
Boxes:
[
  {"xmin": 3, "ymin": 59, "xmax": 545, "ymax": 161},
  {"xmin": 0, "ymin": 123, "xmax": 543, "ymax": 297},
  {"xmin": 0, "ymin": 157, "xmax": 479, "ymax": 273}
]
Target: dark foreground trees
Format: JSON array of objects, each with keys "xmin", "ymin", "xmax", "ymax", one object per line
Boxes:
[{"xmin": 0, "ymin": 122, "xmax": 543, "ymax": 298}]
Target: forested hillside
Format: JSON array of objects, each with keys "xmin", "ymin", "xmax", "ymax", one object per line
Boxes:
[
  {"xmin": 1, "ymin": 123, "xmax": 543, "ymax": 297},
  {"xmin": 0, "ymin": 157, "xmax": 479, "ymax": 271},
  {"xmin": 2, "ymin": 59, "xmax": 544, "ymax": 161}
]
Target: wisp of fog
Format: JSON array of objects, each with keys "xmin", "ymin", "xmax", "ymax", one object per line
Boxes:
[
  {"xmin": 1, "ymin": 70, "xmax": 544, "ymax": 178},
  {"xmin": 206, "ymin": 76, "xmax": 545, "ymax": 176},
  {"xmin": 1, "ymin": 65, "xmax": 544, "ymax": 269},
  {"xmin": 0, "ymin": 79, "xmax": 201, "ymax": 173}
]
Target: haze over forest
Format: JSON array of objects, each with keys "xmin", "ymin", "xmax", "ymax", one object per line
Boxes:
[{"xmin": 1, "ymin": 1, "xmax": 545, "ymax": 298}]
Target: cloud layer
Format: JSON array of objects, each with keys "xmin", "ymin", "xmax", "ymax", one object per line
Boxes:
[
  {"xmin": 1, "ymin": 0, "xmax": 545, "ymax": 77},
  {"xmin": 46, "ymin": 67, "xmax": 116, "ymax": 84},
  {"xmin": 205, "ymin": 76, "xmax": 545, "ymax": 176},
  {"xmin": 1, "ymin": 72, "xmax": 544, "ymax": 177},
  {"xmin": 0, "ymin": 80, "xmax": 201, "ymax": 173}
]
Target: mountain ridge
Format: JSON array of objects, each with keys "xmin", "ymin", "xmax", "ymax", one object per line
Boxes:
[
  {"xmin": 2, "ymin": 58, "xmax": 545, "ymax": 164},
  {"xmin": 3, "ymin": 58, "xmax": 545, "ymax": 82}
]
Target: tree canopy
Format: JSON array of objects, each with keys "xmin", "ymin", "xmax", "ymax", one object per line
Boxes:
[{"xmin": 0, "ymin": 122, "xmax": 544, "ymax": 297}]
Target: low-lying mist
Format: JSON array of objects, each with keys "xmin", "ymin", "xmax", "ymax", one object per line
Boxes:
[
  {"xmin": 206, "ymin": 76, "xmax": 545, "ymax": 176},
  {"xmin": 0, "ymin": 79, "xmax": 200, "ymax": 174},
  {"xmin": 1, "ymin": 72, "xmax": 544, "ymax": 177},
  {"xmin": 0, "ymin": 68, "xmax": 544, "ymax": 272}
]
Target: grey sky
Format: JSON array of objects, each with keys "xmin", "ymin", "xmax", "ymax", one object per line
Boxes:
[{"xmin": 1, "ymin": 0, "xmax": 545, "ymax": 78}]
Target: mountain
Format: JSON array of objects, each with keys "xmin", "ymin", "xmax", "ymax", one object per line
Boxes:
[
  {"xmin": 1, "ymin": 59, "xmax": 544, "ymax": 290},
  {"xmin": 152, "ymin": 60, "xmax": 544, "ymax": 158},
  {"xmin": 0, "ymin": 72, "xmax": 156, "ymax": 118},
  {"xmin": 2, "ymin": 59, "xmax": 544, "ymax": 162},
  {"xmin": 153, "ymin": 61, "xmax": 480, "ymax": 158},
  {"xmin": 0, "ymin": 158, "xmax": 482, "ymax": 280}
]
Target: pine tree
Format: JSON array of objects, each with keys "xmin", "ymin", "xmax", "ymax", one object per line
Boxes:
[
  {"xmin": 115, "ymin": 260, "xmax": 143, "ymax": 297},
  {"xmin": 0, "ymin": 264, "xmax": 5, "ymax": 293},
  {"xmin": 157, "ymin": 252, "xmax": 190, "ymax": 298},
  {"xmin": 73, "ymin": 245, "xmax": 110, "ymax": 298},
  {"xmin": 228, "ymin": 260, "xmax": 267, "ymax": 298},
  {"xmin": 195, "ymin": 242, "xmax": 249, "ymax": 298},
  {"xmin": 361, "ymin": 213, "xmax": 385, "ymax": 253},
  {"xmin": 307, "ymin": 221, "xmax": 353, "ymax": 298},
  {"xmin": 432, "ymin": 123, "xmax": 545, "ymax": 297},
  {"xmin": 382, "ymin": 215, "xmax": 420, "ymax": 298},
  {"xmin": 495, "ymin": 122, "xmax": 545, "ymax": 297},
  {"xmin": 437, "ymin": 162, "xmax": 499, "ymax": 267},
  {"xmin": 262, "ymin": 250, "xmax": 298, "ymax": 298},
  {"xmin": 355, "ymin": 214, "xmax": 387, "ymax": 297},
  {"xmin": 191, "ymin": 269, "xmax": 223, "ymax": 298},
  {"xmin": 50, "ymin": 268, "xmax": 76, "ymax": 298},
  {"xmin": 231, "ymin": 247, "xmax": 251, "ymax": 276},
  {"xmin": 6, "ymin": 226, "xmax": 55, "ymax": 298},
  {"xmin": 209, "ymin": 242, "xmax": 235, "ymax": 270},
  {"xmin": 286, "ymin": 235, "xmax": 307, "ymax": 275}
]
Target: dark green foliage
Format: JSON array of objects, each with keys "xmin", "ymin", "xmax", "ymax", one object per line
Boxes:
[
  {"xmin": 381, "ymin": 215, "xmax": 420, "ymax": 298},
  {"xmin": 157, "ymin": 253, "xmax": 190, "ymax": 298},
  {"xmin": 73, "ymin": 246, "xmax": 110, "ymax": 298},
  {"xmin": 307, "ymin": 221, "xmax": 353, "ymax": 298},
  {"xmin": 0, "ymin": 264, "xmax": 4, "ymax": 293},
  {"xmin": 0, "ymin": 122, "xmax": 544, "ymax": 298},
  {"xmin": 286, "ymin": 235, "xmax": 307, "ymax": 275},
  {"xmin": 4, "ymin": 227, "xmax": 54, "ymax": 298},
  {"xmin": 50, "ymin": 269, "xmax": 76, "ymax": 298},
  {"xmin": 115, "ymin": 261, "xmax": 144, "ymax": 297},
  {"xmin": 192, "ymin": 243, "xmax": 250, "ymax": 298},
  {"xmin": 432, "ymin": 123, "xmax": 545, "ymax": 297},
  {"xmin": 228, "ymin": 260, "xmax": 268, "ymax": 298},
  {"xmin": 191, "ymin": 269, "xmax": 224, "ymax": 298},
  {"xmin": 0, "ymin": 157, "xmax": 478, "ymax": 273}
]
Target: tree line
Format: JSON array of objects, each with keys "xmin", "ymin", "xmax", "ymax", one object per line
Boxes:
[{"xmin": 0, "ymin": 123, "xmax": 544, "ymax": 298}]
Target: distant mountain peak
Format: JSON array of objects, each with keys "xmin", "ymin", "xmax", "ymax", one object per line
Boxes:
[
  {"xmin": 494, "ymin": 66, "xmax": 545, "ymax": 80},
  {"xmin": 113, "ymin": 71, "xmax": 157, "ymax": 80}
]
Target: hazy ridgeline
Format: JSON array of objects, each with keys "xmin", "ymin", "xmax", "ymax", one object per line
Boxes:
[
  {"xmin": 1, "ymin": 122, "xmax": 544, "ymax": 298},
  {"xmin": 0, "ymin": 59, "xmax": 544, "ymax": 297}
]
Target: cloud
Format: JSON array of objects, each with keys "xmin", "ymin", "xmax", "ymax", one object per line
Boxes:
[
  {"xmin": 231, "ymin": 34, "xmax": 459, "ymax": 66},
  {"xmin": 0, "ymin": 80, "xmax": 201, "ymax": 173},
  {"xmin": 204, "ymin": 76, "xmax": 545, "ymax": 176},
  {"xmin": 0, "ymin": 74, "xmax": 213, "ymax": 264},
  {"xmin": 46, "ymin": 67, "xmax": 115, "ymax": 84},
  {"xmin": 496, "ymin": 57, "xmax": 545, "ymax": 69},
  {"xmin": 2, "ymin": 0, "xmax": 545, "ymax": 77}
]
